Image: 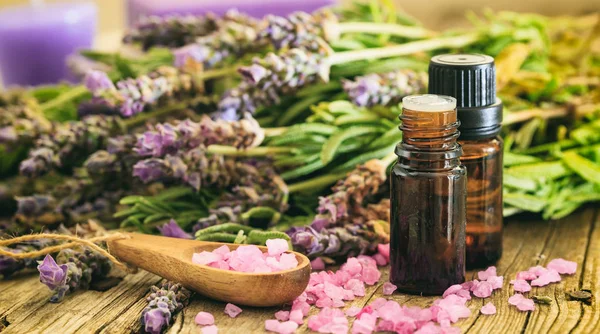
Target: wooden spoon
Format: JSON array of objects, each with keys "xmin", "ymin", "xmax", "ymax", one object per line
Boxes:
[{"xmin": 107, "ymin": 233, "xmax": 311, "ymax": 307}]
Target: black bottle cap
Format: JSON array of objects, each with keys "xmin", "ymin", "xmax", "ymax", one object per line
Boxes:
[{"xmin": 428, "ymin": 54, "xmax": 503, "ymax": 139}]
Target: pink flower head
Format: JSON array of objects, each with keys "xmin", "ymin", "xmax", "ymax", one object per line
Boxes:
[
  {"xmin": 480, "ymin": 302, "xmax": 496, "ymax": 315},
  {"xmin": 547, "ymin": 258, "xmax": 577, "ymax": 275}
]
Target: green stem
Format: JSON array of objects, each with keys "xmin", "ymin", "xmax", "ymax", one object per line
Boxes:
[
  {"xmin": 39, "ymin": 85, "xmax": 89, "ymax": 112},
  {"xmin": 196, "ymin": 67, "xmax": 238, "ymax": 80},
  {"xmin": 206, "ymin": 145, "xmax": 297, "ymax": 156},
  {"xmin": 122, "ymin": 101, "xmax": 188, "ymax": 128},
  {"xmin": 264, "ymin": 127, "xmax": 289, "ymax": 137},
  {"xmin": 333, "ymin": 22, "xmax": 435, "ymax": 40},
  {"xmin": 327, "ymin": 33, "xmax": 479, "ymax": 66},
  {"xmin": 287, "ymin": 172, "xmax": 347, "ymax": 193}
]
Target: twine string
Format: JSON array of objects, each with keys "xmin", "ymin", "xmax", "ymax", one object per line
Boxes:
[{"xmin": 0, "ymin": 233, "xmax": 131, "ymax": 272}]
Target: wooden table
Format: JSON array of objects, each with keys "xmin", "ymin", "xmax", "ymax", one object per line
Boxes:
[{"xmin": 1, "ymin": 207, "xmax": 599, "ymax": 333}]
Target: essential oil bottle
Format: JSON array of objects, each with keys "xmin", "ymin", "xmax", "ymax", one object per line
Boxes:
[
  {"xmin": 390, "ymin": 94, "xmax": 467, "ymax": 295},
  {"xmin": 428, "ymin": 54, "xmax": 504, "ymax": 269}
]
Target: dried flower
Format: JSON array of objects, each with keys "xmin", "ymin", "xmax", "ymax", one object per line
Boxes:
[
  {"xmin": 1, "ymin": 238, "xmax": 57, "ymax": 278},
  {"xmin": 261, "ymin": 11, "xmax": 336, "ymax": 52},
  {"xmin": 123, "ymin": 14, "xmax": 220, "ymax": 50},
  {"xmin": 141, "ymin": 282, "xmax": 190, "ymax": 334},
  {"xmin": 158, "ymin": 219, "xmax": 192, "ymax": 239},
  {"xmin": 0, "ymin": 105, "xmax": 52, "ymax": 146},
  {"xmin": 19, "ymin": 115, "xmax": 125, "ymax": 177},
  {"xmin": 343, "ymin": 70, "xmax": 428, "ymax": 107},
  {"xmin": 37, "ymin": 254, "xmax": 68, "ymax": 290}
]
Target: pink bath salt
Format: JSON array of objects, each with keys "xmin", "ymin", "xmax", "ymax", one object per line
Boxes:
[
  {"xmin": 377, "ymin": 243, "xmax": 390, "ymax": 260},
  {"xmin": 372, "ymin": 253, "xmax": 388, "ymax": 266},
  {"xmin": 516, "ymin": 270, "xmax": 538, "ymax": 281},
  {"xmin": 224, "ymin": 303, "xmax": 242, "ymax": 318},
  {"xmin": 394, "ymin": 317, "xmax": 419, "ymax": 333},
  {"xmin": 357, "ymin": 255, "xmax": 378, "ymax": 267},
  {"xmin": 345, "ymin": 306, "xmax": 362, "ymax": 317},
  {"xmin": 266, "ymin": 238, "xmax": 289, "ymax": 256},
  {"xmin": 344, "ymin": 279, "xmax": 366, "ymax": 297},
  {"xmin": 547, "ymin": 258, "xmax": 577, "ymax": 275},
  {"xmin": 377, "ymin": 301, "xmax": 402, "ymax": 321},
  {"xmin": 308, "ymin": 307, "xmax": 347, "ymax": 332},
  {"xmin": 324, "ymin": 281, "xmax": 345, "ymax": 300},
  {"xmin": 209, "ymin": 260, "xmax": 231, "ymax": 270},
  {"xmin": 195, "ymin": 312, "xmax": 215, "ymax": 326},
  {"xmin": 531, "ymin": 269, "xmax": 561, "ymax": 287},
  {"xmin": 376, "ymin": 320, "xmax": 395, "ymax": 332},
  {"xmin": 356, "ymin": 306, "xmax": 373, "ymax": 318},
  {"xmin": 278, "ymin": 253, "xmax": 299, "ymax": 270},
  {"xmin": 192, "ymin": 251, "xmax": 221, "ymax": 266},
  {"xmin": 461, "ymin": 281, "xmax": 474, "ymax": 291},
  {"xmin": 201, "ymin": 325, "xmax": 219, "ymax": 334},
  {"xmin": 456, "ymin": 289, "xmax": 472, "ymax": 300},
  {"xmin": 352, "ymin": 315, "xmax": 376, "ymax": 334},
  {"xmin": 528, "ymin": 265, "xmax": 548, "ymax": 277},
  {"xmin": 472, "ymin": 280, "xmax": 494, "ymax": 298},
  {"xmin": 404, "ymin": 306, "xmax": 433, "ymax": 323},
  {"xmin": 487, "ymin": 276, "xmax": 504, "ymax": 290},
  {"xmin": 289, "ymin": 309, "xmax": 303, "ymax": 325},
  {"xmin": 370, "ymin": 297, "xmax": 387, "ymax": 310},
  {"xmin": 236, "ymin": 245, "xmax": 264, "ymax": 260},
  {"xmin": 311, "ymin": 257, "xmax": 326, "ymax": 271},
  {"xmin": 213, "ymin": 245, "xmax": 230, "ymax": 256},
  {"xmin": 468, "ymin": 280, "xmax": 479, "ymax": 292},
  {"xmin": 342, "ymin": 289, "xmax": 355, "ymax": 301},
  {"xmin": 432, "ymin": 295, "xmax": 471, "ymax": 323},
  {"xmin": 361, "ymin": 266, "xmax": 381, "ymax": 285},
  {"xmin": 316, "ymin": 297, "xmax": 333, "ymax": 308},
  {"xmin": 414, "ymin": 322, "xmax": 441, "ymax": 334},
  {"xmin": 510, "ymin": 279, "xmax": 532, "ymax": 293},
  {"xmin": 478, "ymin": 266, "xmax": 497, "ymax": 281},
  {"xmin": 265, "ymin": 320, "xmax": 280, "ymax": 332},
  {"xmin": 508, "ymin": 294, "xmax": 535, "ymax": 312},
  {"xmin": 382, "ymin": 282, "xmax": 397, "ymax": 295},
  {"xmin": 480, "ymin": 302, "xmax": 496, "ymax": 315},
  {"xmin": 341, "ymin": 257, "xmax": 362, "ymax": 276},
  {"xmin": 442, "ymin": 284, "xmax": 463, "ymax": 298},
  {"xmin": 275, "ymin": 311, "xmax": 290, "ymax": 321},
  {"xmin": 292, "ymin": 300, "xmax": 310, "ymax": 316},
  {"xmin": 277, "ymin": 321, "xmax": 299, "ymax": 334}
]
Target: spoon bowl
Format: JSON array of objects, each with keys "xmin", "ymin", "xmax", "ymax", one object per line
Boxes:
[{"xmin": 107, "ymin": 233, "xmax": 311, "ymax": 307}]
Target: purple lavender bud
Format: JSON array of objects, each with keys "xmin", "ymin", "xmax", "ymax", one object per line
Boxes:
[
  {"xmin": 158, "ymin": 219, "xmax": 192, "ymax": 239},
  {"xmin": 0, "ymin": 126, "xmax": 17, "ymax": 142},
  {"xmin": 173, "ymin": 44, "xmax": 211, "ymax": 68},
  {"xmin": 16, "ymin": 195, "xmax": 54, "ymax": 216},
  {"xmin": 240, "ymin": 64, "xmax": 268, "ymax": 84},
  {"xmin": 134, "ymin": 123, "xmax": 179, "ymax": 157},
  {"xmin": 287, "ymin": 226, "xmax": 324, "ymax": 255},
  {"xmin": 143, "ymin": 307, "xmax": 171, "ymax": 334},
  {"xmin": 132, "ymin": 159, "xmax": 169, "ymax": 183},
  {"xmin": 84, "ymin": 70, "xmax": 115, "ymax": 94},
  {"xmin": 37, "ymin": 255, "xmax": 68, "ymax": 291},
  {"xmin": 343, "ymin": 70, "xmax": 428, "ymax": 107}
]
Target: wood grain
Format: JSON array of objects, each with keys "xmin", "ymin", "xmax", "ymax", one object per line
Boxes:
[{"xmin": 0, "ymin": 208, "xmax": 598, "ymax": 334}]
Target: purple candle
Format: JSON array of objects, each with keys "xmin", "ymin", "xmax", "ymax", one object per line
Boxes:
[
  {"xmin": 126, "ymin": 0, "xmax": 338, "ymax": 25},
  {"xmin": 0, "ymin": 1, "xmax": 97, "ymax": 87}
]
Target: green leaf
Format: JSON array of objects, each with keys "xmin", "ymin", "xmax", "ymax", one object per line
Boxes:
[
  {"xmin": 284, "ymin": 123, "xmax": 338, "ymax": 137},
  {"xmin": 321, "ymin": 126, "xmax": 383, "ymax": 165},
  {"xmin": 504, "ymin": 193, "xmax": 546, "ymax": 212},
  {"xmin": 505, "ymin": 161, "xmax": 572, "ymax": 180},
  {"xmin": 281, "ymin": 159, "xmax": 325, "ymax": 180},
  {"xmin": 503, "ymin": 173, "xmax": 538, "ymax": 191},
  {"xmin": 504, "ymin": 152, "xmax": 541, "ymax": 166},
  {"xmin": 277, "ymin": 94, "xmax": 325, "ymax": 126},
  {"xmin": 562, "ymin": 151, "xmax": 600, "ymax": 184}
]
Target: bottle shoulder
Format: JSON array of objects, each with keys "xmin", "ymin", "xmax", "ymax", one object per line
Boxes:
[{"xmin": 459, "ymin": 136, "xmax": 503, "ymax": 158}]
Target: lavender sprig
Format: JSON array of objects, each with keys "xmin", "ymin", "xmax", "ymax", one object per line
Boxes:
[
  {"xmin": 81, "ymin": 66, "xmax": 199, "ymax": 117},
  {"xmin": 343, "ymin": 70, "xmax": 428, "ymax": 107},
  {"xmin": 0, "ymin": 105, "xmax": 52, "ymax": 145},
  {"xmin": 123, "ymin": 14, "xmax": 220, "ymax": 50},
  {"xmin": 261, "ymin": 11, "xmax": 335, "ymax": 52},
  {"xmin": 1, "ymin": 238, "xmax": 57, "ymax": 278},
  {"xmin": 38, "ymin": 247, "xmax": 112, "ymax": 302},
  {"xmin": 141, "ymin": 282, "xmax": 191, "ymax": 334},
  {"xmin": 19, "ymin": 115, "xmax": 125, "ymax": 177}
]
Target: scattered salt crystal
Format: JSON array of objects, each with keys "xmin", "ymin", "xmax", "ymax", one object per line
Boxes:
[
  {"xmin": 370, "ymin": 297, "xmax": 387, "ymax": 310},
  {"xmin": 377, "ymin": 243, "xmax": 390, "ymax": 260},
  {"xmin": 456, "ymin": 289, "xmax": 472, "ymax": 300},
  {"xmin": 289, "ymin": 309, "xmax": 303, "ymax": 325},
  {"xmin": 201, "ymin": 325, "xmax": 219, "ymax": 334},
  {"xmin": 311, "ymin": 257, "xmax": 325, "ymax": 271},
  {"xmin": 344, "ymin": 279, "xmax": 366, "ymax": 297},
  {"xmin": 265, "ymin": 319, "xmax": 280, "ymax": 332},
  {"xmin": 508, "ymin": 294, "xmax": 535, "ymax": 311},
  {"xmin": 487, "ymin": 276, "xmax": 504, "ymax": 290},
  {"xmin": 372, "ymin": 253, "xmax": 388, "ymax": 266},
  {"xmin": 516, "ymin": 270, "xmax": 538, "ymax": 281},
  {"xmin": 480, "ymin": 302, "xmax": 496, "ymax": 315},
  {"xmin": 274, "ymin": 311, "xmax": 290, "ymax": 321},
  {"xmin": 345, "ymin": 306, "xmax": 362, "ymax": 317},
  {"xmin": 195, "ymin": 312, "xmax": 215, "ymax": 326},
  {"xmin": 361, "ymin": 266, "xmax": 381, "ymax": 285},
  {"xmin": 224, "ymin": 303, "xmax": 242, "ymax": 318},
  {"xmin": 213, "ymin": 245, "xmax": 230, "ymax": 256},
  {"xmin": 277, "ymin": 321, "xmax": 299, "ymax": 334},
  {"xmin": 192, "ymin": 251, "xmax": 221, "ymax": 266},
  {"xmin": 510, "ymin": 279, "xmax": 531, "ymax": 293},
  {"xmin": 382, "ymin": 282, "xmax": 397, "ymax": 295},
  {"xmin": 478, "ymin": 266, "xmax": 497, "ymax": 281},
  {"xmin": 341, "ymin": 258, "xmax": 362, "ymax": 276},
  {"xmin": 442, "ymin": 284, "xmax": 463, "ymax": 298},
  {"xmin": 531, "ymin": 269, "xmax": 561, "ymax": 287},
  {"xmin": 472, "ymin": 280, "xmax": 493, "ymax": 298},
  {"xmin": 461, "ymin": 281, "xmax": 474, "ymax": 291},
  {"xmin": 279, "ymin": 253, "xmax": 299, "ymax": 270},
  {"xmin": 528, "ymin": 265, "xmax": 548, "ymax": 277},
  {"xmin": 266, "ymin": 239, "xmax": 289, "ymax": 256},
  {"xmin": 547, "ymin": 258, "xmax": 577, "ymax": 275}
]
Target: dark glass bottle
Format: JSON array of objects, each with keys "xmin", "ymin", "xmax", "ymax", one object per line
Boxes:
[
  {"xmin": 429, "ymin": 54, "xmax": 504, "ymax": 269},
  {"xmin": 390, "ymin": 94, "xmax": 467, "ymax": 295}
]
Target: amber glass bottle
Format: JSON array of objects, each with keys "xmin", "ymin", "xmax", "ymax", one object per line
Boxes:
[
  {"xmin": 429, "ymin": 54, "xmax": 504, "ymax": 269},
  {"xmin": 390, "ymin": 94, "xmax": 467, "ymax": 295}
]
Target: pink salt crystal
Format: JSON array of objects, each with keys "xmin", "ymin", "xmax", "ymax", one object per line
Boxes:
[
  {"xmin": 316, "ymin": 297, "xmax": 333, "ymax": 308},
  {"xmin": 279, "ymin": 253, "xmax": 299, "ymax": 270},
  {"xmin": 372, "ymin": 253, "xmax": 388, "ymax": 266},
  {"xmin": 472, "ymin": 281, "xmax": 494, "ymax": 298},
  {"xmin": 332, "ymin": 298, "xmax": 346, "ymax": 308},
  {"xmin": 344, "ymin": 279, "xmax": 366, "ymax": 297},
  {"xmin": 195, "ymin": 312, "xmax": 215, "ymax": 326},
  {"xmin": 377, "ymin": 301, "xmax": 402, "ymax": 321},
  {"xmin": 376, "ymin": 320, "xmax": 395, "ymax": 332},
  {"xmin": 382, "ymin": 282, "xmax": 397, "ymax": 295},
  {"xmin": 547, "ymin": 258, "xmax": 577, "ymax": 275},
  {"xmin": 341, "ymin": 257, "xmax": 362, "ymax": 276},
  {"xmin": 377, "ymin": 243, "xmax": 390, "ymax": 260},
  {"xmin": 224, "ymin": 303, "xmax": 242, "ymax": 318},
  {"xmin": 528, "ymin": 265, "xmax": 548, "ymax": 277},
  {"xmin": 461, "ymin": 281, "xmax": 474, "ymax": 290},
  {"xmin": 356, "ymin": 306, "xmax": 373, "ymax": 318},
  {"xmin": 510, "ymin": 279, "xmax": 532, "ymax": 293},
  {"xmin": 311, "ymin": 257, "xmax": 326, "ymax": 271},
  {"xmin": 213, "ymin": 245, "xmax": 230, "ymax": 256},
  {"xmin": 201, "ymin": 325, "xmax": 218, "ymax": 334},
  {"xmin": 508, "ymin": 294, "xmax": 535, "ymax": 312},
  {"xmin": 370, "ymin": 297, "xmax": 387, "ymax": 310},
  {"xmin": 531, "ymin": 269, "xmax": 561, "ymax": 287},
  {"xmin": 275, "ymin": 311, "xmax": 290, "ymax": 321},
  {"xmin": 289, "ymin": 309, "xmax": 303, "ymax": 325},
  {"xmin": 415, "ymin": 322, "xmax": 441, "ymax": 334},
  {"xmin": 468, "ymin": 280, "xmax": 479, "ymax": 291},
  {"xmin": 345, "ymin": 306, "xmax": 362, "ymax": 317},
  {"xmin": 456, "ymin": 289, "xmax": 472, "ymax": 300},
  {"xmin": 266, "ymin": 238, "xmax": 289, "ymax": 256},
  {"xmin": 442, "ymin": 284, "xmax": 463, "ymax": 298},
  {"xmin": 478, "ymin": 266, "xmax": 497, "ymax": 281},
  {"xmin": 192, "ymin": 251, "xmax": 221, "ymax": 266},
  {"xmin": 361, "ymin": 266, "xmax": 381, "ymax": 285},
  {"xmin": 265, "ymin": 319, "xmax": 280, "ymax": 332},
  {"xmin": 324, "ymin": 282, "xmax": 344, "ymax": 300},
  {"xmin": 487, "ymin": 276, "xmax": 504, "ymax": 290},
  {"xmin": 342, "ymin": 289, "xmax": 355, "ymax": 301},
  {"xmin": 277, "ymin": 321, "xmax": 299, "ymax": 334},
  {"xmin": 292, "ymin": 300, "xmax": 310, "ymax": 316},
  {"xmin": 352, "ymin": 313, "xmax": 377, "ymax": 334},
  {"xmin": 516, "ymin": 270, "xmax": 538, "ymax": 281},
  {"xmin": 480, "ymin": 302, "xmax": 496, "ymax": 315}
]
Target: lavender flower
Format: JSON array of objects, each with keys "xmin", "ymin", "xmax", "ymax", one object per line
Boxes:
[
  {"xmin": 123, "ymin": 14, "xmax": 220, "ymax": 50},
  {"xmin": 38, "ymin": 248, "xmax": 112, "ymax": 302},
  {"xmin": 141, "ymin": 282, "xmax": 190, "ymax": 334},
  {"xmin": 1, "ymin": 238, "xmax": 57, "ymax": 278},
  {"xmin": 19, "ymin": 115, "xmax": 125, "ymax": 177},
  {"xmin": 343, "ymin": 70, "xmax": 428, "ymax": 107},
  {"xmin": 66, "ymin": 54, "xmax": 112, "ymax": 81},
  {"xmin": 0, "ymin": 105, "xmax": 52, "ymax": 145},
  {"xmin": 81, "ymin": 66, "xmax": 198, "ymax": 117},
  {"xmin": 261, "ymin": 11, "xmax": 336, "ymax": 52},
  {"xmin": 193, "ymin": 206, "xmax": 243, "ymax": 232},
  {"xmin": 217, "ymin": 48, "xmax": 330, "ymax": 118},
  {"xmin": 287, "ymin": 225, "xmax": 377, "ymax": 259},
  {"xmin": 157, "ymin": 219, "xmax": 192, "ymax": 239}
]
